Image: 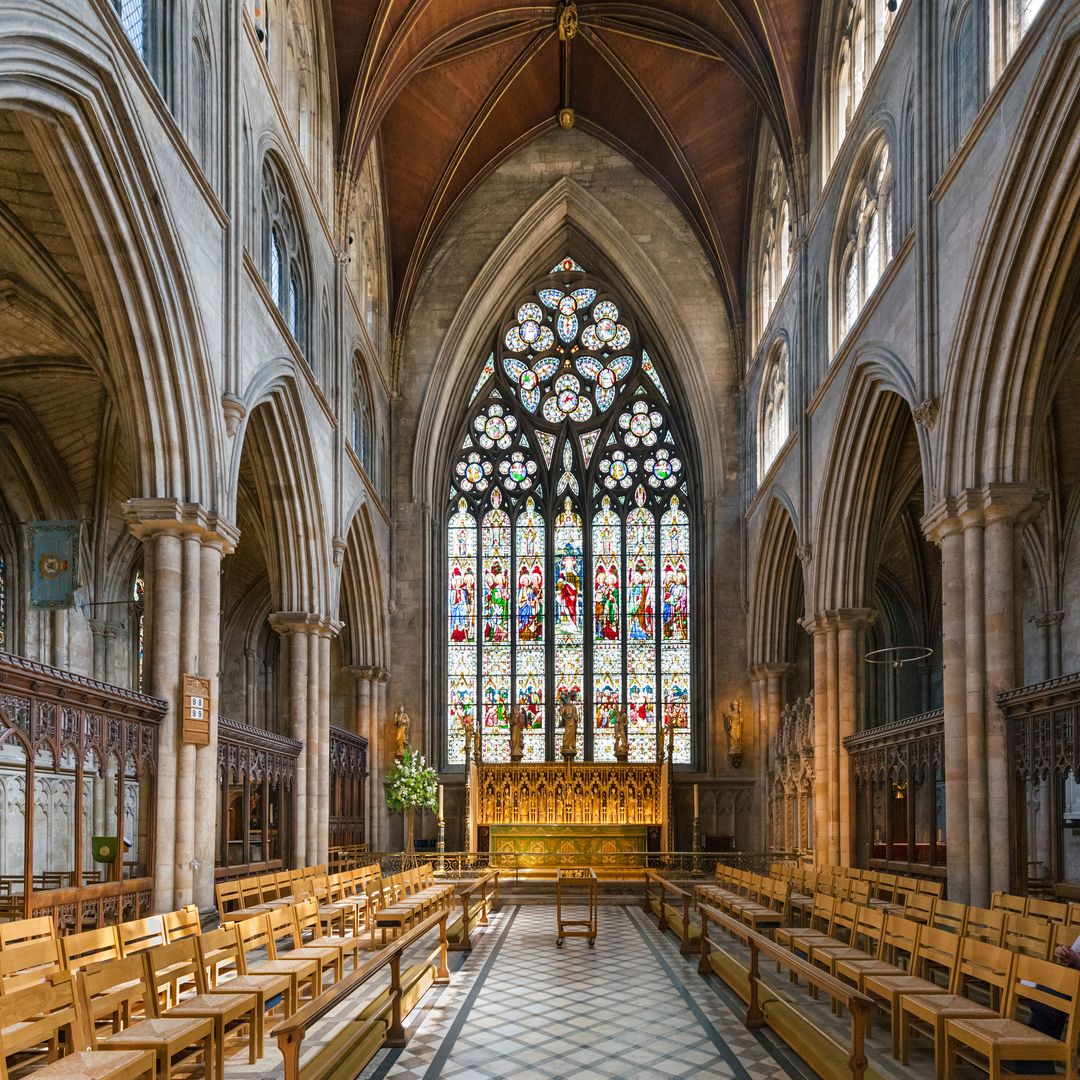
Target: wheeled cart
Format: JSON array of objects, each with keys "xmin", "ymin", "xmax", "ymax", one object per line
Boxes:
[{"xmin": 555, "ymin": 867, "xmax": 598, "ymax": 946}]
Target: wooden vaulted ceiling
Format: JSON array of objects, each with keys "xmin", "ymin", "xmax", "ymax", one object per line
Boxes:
[{"xmin": 328, "ymin": 0, "xmax": 820, "ymax": 329}]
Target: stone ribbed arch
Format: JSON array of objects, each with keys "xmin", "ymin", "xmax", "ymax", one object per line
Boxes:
[
  {"xmin": 409, "ymin": 176, "xmax": 728, "ymax": 512},
  {"xmin": 936, "ymin": 9, "xmax": 1080, "ymax": 496},
  {"xmin": 338, "ymin": 500, "xmax": 388, "ymax": 671},
  {"xmin": 812, "ymin": 349, "xmax": 927, "ymax": 614},
  {"xmin": 0, "ymin": 43, "xmax": 224, "ymax": 509},
  {"xmin": 749, "ymin": 494, "xmax": 804, "ymax": 667},
  {"xmin": 229, "ymin": 369, "xmax": 331, "ymax": 614}
]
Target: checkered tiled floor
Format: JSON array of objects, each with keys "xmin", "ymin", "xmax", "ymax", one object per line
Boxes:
[{"xmin": 358, "ymin": 905, "xmax": 817, "ymax": 1080}]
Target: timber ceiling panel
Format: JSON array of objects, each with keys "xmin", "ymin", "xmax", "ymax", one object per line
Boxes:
[{"xmin": 329, "ymin": 0, "xmax": 819, "ymax": 329}]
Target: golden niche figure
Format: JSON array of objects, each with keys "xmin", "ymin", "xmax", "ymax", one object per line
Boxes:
[
  {"xmin": 614, "ymin": 708, "xmax": 629, "ymax": 762},
  {"xmin": 560, "ymin": 695, "xmax": 579, "ymax": 759},
  {"xmin": 723, "ymin": 699, "xmax": 744, "ymax": 768},
  {"xmin": 461, "ymin": 717, "xmax": 475, "ymax": 762},
  {"xmin": 393, "ymin": 704, "xmax": 410, "ymax": 759},
  {"xmin": 509, "ymin": 705, "xmax": 524, "ymax": 762}
]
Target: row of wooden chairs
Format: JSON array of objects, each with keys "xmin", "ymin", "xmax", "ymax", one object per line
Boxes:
[
  {"xmin": 0, "ymin": 893, "xmax": 373, "ymax": 1079},
  {"xmin": 371, "ymin": 867, "xmax": 457, "ymax": 945},
  {"xmin": 711, "ymin": 871, "xmax": 1080, "ymax": 1078},
  {"xmin": 214, "ymin": 863, "xmax": 327, "ymax": 915}
]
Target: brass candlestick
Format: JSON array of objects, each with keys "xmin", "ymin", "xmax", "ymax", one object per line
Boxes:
[
  {"xmin": 436, "ymin": 816, "xmax": 446, "ymax": 874},
  {"xmin": 691, "ymin": 816, "xmax": 703, "ymax": 876}
]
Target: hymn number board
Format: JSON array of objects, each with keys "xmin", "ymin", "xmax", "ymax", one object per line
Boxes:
[{"xmin": 181, "ymin": 675, "xmax": 211, "ymax": 746}]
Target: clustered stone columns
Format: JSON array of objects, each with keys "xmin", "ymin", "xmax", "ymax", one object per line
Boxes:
[
  {"xmin": 347, "ymin": 666, "xmax": 388, "ymax": 852},
  {"xmin": 89, "ymin": 619, "xmax": 119, "ymax": 685},
  {"xmin": 923, "ymin": 484, "xmax": 1043, "ymax": 905},
  {"xmin": 268, "ymin": 613, "xmax": 341, "ymax": 867},
  {"xmin": 805, "ymin": 608, "xmax": 877, "ymax": 868},
  {"xmin": 749, "ymin": 663, "xmax": 791, "ymax": 850},
  {"xmin": 123, "ymin": 499, "xmax": 238, "ymax": 913}
]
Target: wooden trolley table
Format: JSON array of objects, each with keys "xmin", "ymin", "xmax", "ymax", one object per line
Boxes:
[{"xmin": 555, "ymin": 867, "xmax": 598, "ymax": 947}]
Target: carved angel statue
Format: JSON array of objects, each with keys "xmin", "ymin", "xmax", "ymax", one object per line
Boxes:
[
  {"xmin": 393, "ymin": 704, "xmax": 410, "ymax": 759},
  {"xmin": 614, "ymin": 708, "xmax": 629, "ymax": 758},
  {"xmin": 560, "ymin": 695, "xmax": 579, "ymax": 757},
  {"xmin": 509, "ymin": 705, "xmax": 524, "ymax": 759}
]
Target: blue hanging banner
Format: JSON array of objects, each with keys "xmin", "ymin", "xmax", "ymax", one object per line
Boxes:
[{"xmin": 27, "ymin": 521, "xmax": 80, "ymax": 610}]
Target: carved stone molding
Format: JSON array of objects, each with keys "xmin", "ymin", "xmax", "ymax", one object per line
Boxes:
[{"xmin": 912, "ymin": 398, "xmax": 939, "ymax": 429}]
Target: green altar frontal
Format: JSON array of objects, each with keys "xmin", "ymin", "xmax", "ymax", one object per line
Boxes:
[{"xmin": 489, "ymin": 824, "xmax": 648, "ymax": 869}]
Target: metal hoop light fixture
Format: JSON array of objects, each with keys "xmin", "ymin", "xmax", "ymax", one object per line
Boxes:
[{"xmin": 864, "ymin": 645, "xmax": 933, "ymax": 670}]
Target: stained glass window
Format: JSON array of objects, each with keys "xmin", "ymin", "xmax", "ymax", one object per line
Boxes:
[
  {"xmin": 132, "ymin": 570, "xmax": 146, "ymax": 692},
  {"xmin": 116, "ymin": 0, "xmax": 147, "ymax": 58},
  {"xmin": 446, "ymin": 265, "xmax": 693, "ymax": 764},
  {"xmin": 0, "ymin": 553, "xmax": 7, "ymax": 651}
]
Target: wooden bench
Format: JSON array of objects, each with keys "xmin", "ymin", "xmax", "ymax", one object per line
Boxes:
[
  {"xmin": 643, "ymin": 870, "xmax": 697, "ymax": 954},
  {"xmin": 448, "ymin": 871, "xmax": 500, "ymax": 952},
  {"xmin": 275, "ymin": 907, "xmax": 451, "ymax": 1080}
]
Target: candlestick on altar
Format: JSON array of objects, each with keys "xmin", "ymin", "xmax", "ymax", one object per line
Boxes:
[
  {"xmin": 438, "ymin": 783, "xmax": 444, "ymax": 819},
  {"xmin": 693, "ymin": 783, "xmax": 699, "ymax": 818},
  {"xmin": 691, "ymin": 815, "xmax": 703, "ymax": 876}
]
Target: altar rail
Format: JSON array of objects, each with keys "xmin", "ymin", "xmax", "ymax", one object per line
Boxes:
[{"xmin": 328, "ymin": 850, "xmax": 799, "ymax": 879}]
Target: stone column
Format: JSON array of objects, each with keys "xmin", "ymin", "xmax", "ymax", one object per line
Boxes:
[
  {"xmin": 748, "ymin": 672, "xmax": 767, "ymax": 849},
  {"xmin": 372, "ymin": 670, "xmax": 388, "ymax": 851},
  {"xmin": 983, "ymin": 485, "xmax": 1042, "ymax": 895},
  {"xmin": 936, "ymin": 514, "xmax": 971, "ymax": 903},
  {"xmin": 809, "ymin": 621, "xmax": 830, "ymax": 868},
  {"xmin": 193, "ymin": 540, "xmax": 224, "ymax": 909},
  {"xmin": 835, "ymin": 609, "xmax": 876, "ymax": 867},
  {"xmin": 318, "ymin": 627, "xmax": 337, "ymax": 864},
  {"xmin": 269, "ymin": 614, "xmax": 314, "ymax": 867},
  {"xmin": 243, "ymin": 649, "xmax": 257, "ymax": 727},
  {"xmin": 50, "ymin": 608, "xmax": 69, "ymax": 671},
  {"xmin": 306, "ymin": 629, "xmax": 321, "ymax": 863},
  {"xmin": 125, "ymin": 500, "xmax": 237, "ymax": 913}
]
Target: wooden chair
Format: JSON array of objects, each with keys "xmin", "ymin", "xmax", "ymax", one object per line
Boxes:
[
  {"xmin": 118, "ymin": 915, "xmax": 167, "ymax": 958},
  {"xmin": 214, "ymin": 880, "xmax": 243, "ymax": 916},
  {"xmin": 893, "ymin": 891, "xmax": 935, "ymax": 925},
  {"xmin": 917, "ymin": 879, "xmax": 944, "ymax": 899},
  {"xmin": 163, "ymin": 905, "xmax": 202, "ymax": 944},
  {"xmin": 61, "ymin": 926, "xmax": 120, "ymax": 974},
  {"xmin": 794, "ymin": 899, "xmax": 859, "ymax": 961},
  {"xmin": 989, "ymin": 890, "xmax": 1026, "ymax": 917},
  {"xmin": 237, "ymin": 878, "xmax": 264, "ymax": 909},
  {"xmin": 293, "ymin": 897, "xmax": 361, "ymax": 972},
  {"xmin": 1027, "ymin": 896, "xmax": 1069, "ymax": 924},
  {"xmin": 195, "ymin": 926, "xmax": 294, "ymax": 1032},
  {"xmin": 963, "ymin": 906, "xmax": 1005, "ymax": 947},
  {"xmin": 76, "ymin": 956, "xmax": 215, "ymax": 1080},
  {"xmin": 257, "ymin": 874, "xmax": 280, "ymax": 902},
  {"xmin": 0, "ymin": 915, "xmax": 55, "ymax": 950},
  {"xmin": 943, "ymin": 953, "xmax": 1080, "ymax": 1079},
  {"xmin": 0, "ymin": 936, "xmax": 63, "ymax": 994},
  {"xmin": 898, "ymin": 939, "xmax": 1014, "ymax": 1080},
  {"xmin": 835, "ymin": 914, "xmax": 921, "ymax": 993},
  {"xmin": 234, "ymin": 914, "xmax": 321, "ymax": 1004},
  {"xmin": 0, "ymin": 972, "xmax": 155, "ymax": 1080},
  {"xmin": 775, "ymin": 894, "xmax": 836, "ymax": 951},
  {"xmin": 810, "ymin": 905, "xmax": 886, "ymax": 979},
  {"xmin": 143, "ymin": 938, "xmax": 260, "ymax": 1077},
  {"xmin": 864, "ymin": 925, "xmax": 961, "ymax": 1057},
  {"xmin": 1002, "ymin": 913, "xmax": 1052, "ymax": 959},
  {"xmin": 930, "ymin": 898, "xmax": 968, "ymax": 937},
  {"xmin": 265, "ymin": 905, "xmax": 342, "ymax": 985}
]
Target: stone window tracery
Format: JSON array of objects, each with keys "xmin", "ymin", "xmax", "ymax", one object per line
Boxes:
[
  {"xmin": 824, "ymin": 0, "xmax": 901, "ymax": 174},
  {"xmin": 759, "ymin": 341, "xmax": 789, "ymax": 482},
  {"xmin": 446, "ymin": 262, "xmax": 694, "ymax": 766},
  {"xmin": 753, "ymin": 150, "xmax": 792, "ymax": 342},
  {"xmin": 261, "ymin": 156, "xmax": 307, "ymax": 348},
  {"xmin": 837, "ymin": 138, "xmax": 893, "ymax": 342}
]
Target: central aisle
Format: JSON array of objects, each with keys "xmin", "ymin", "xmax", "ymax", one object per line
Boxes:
[{"xmin": 360, "ymin": 904, "xmax": 809, "ymax": 1080}]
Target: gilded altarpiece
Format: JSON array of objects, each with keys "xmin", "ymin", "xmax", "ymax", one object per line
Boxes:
[{"xmin": 476, "ymin": 762, "xmax": 666, "ymax": 867}]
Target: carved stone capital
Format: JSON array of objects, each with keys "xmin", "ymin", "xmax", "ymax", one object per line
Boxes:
[
  {"xmin": 222, "ymin": 393, "xmax": 246, "ymax": 438},
  {"xmin": 912, "ymin": 398, "xmax": 939, "ymax": 429},
  {"xmin": 123, "ymin": 499, "xmax": 240, "ymax": 554}
]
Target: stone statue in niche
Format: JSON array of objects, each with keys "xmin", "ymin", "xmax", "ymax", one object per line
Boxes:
[
  {"xmin": 559, "ymin": 695, "xmax": 579, "ymax": 759},
  {"xmin": 462, "ymin": 718, "xmax": 475, "ymax": 762},
  {"xmin": 393, "ymin": 705, "xmax": 410, "ymax": 759},
  {"xmin": 723, "ymin": 699, "xmax": 744, "ymax": 768},
  {"xmin": 614, "ymin": 708, "xmax": 629, "ymax": 762},
  {"xmin": 509, "ymin": 706, "xmax": 524, "ymax": 762}
]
